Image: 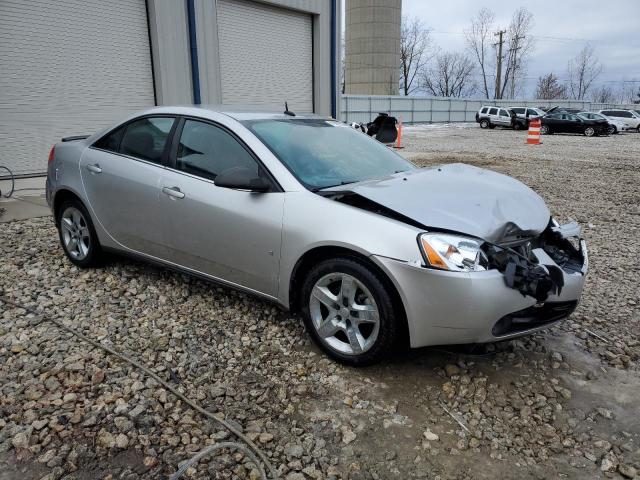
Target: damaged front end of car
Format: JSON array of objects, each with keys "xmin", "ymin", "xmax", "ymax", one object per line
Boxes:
[{"xmin": 483, "ymin": 219, "xmax": 587, "ymax": 303}]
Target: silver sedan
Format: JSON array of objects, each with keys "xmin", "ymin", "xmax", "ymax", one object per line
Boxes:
[{"xmin": 46, "ymin": 106, "xmax": 588, "ymax": 365}]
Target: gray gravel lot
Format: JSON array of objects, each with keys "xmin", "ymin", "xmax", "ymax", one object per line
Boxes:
[{"xmin": 1, "ymin": 125, "xmax": 639, "ymax": 479}]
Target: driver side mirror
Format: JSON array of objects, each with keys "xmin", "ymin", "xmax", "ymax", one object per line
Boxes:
[{"xmin": 214, "ymin": 167, "xmax": 271, "ymax": 192}]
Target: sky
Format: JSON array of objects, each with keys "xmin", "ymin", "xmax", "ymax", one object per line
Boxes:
[{"xmin": 349, "ymin": 0, "xmax": 640, "ymax": 99}]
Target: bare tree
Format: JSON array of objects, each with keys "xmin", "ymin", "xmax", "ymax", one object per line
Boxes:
[
  {"xmin": 590, "ymin": 84, "xmax": 615, "ymax": 104},
  {"xmin": 400, "ymin": 16, "xmax": 433, "ymax": 95},
  {"xmin": 499, "ymin": 8, "xmax": 535, "ymax": 99},
  {"xmin": 567, "ymin": 44, "xmax": 603, "ymax": 100},
  {"xmin": 465, "ymin": 8, "xmax": 495, "ymax": 99},
  {"xmin": 422, "ymin": 51, "xmax": 476, "ymax": 98},
  {"xmin": 535, "ymin": 73, "xmax": 567, "ymax": 99}
]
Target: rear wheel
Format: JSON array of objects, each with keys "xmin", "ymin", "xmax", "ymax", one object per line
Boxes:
[
  {"xmin": 584, "ymin": 127, "xmax": 595, "ymax": 137},
  {"xmin": 57, "ymin": 199, "xmax": 104, "ymax": 268},
  {"xmin": 479, "ymin": 119, "xmax": 490, "ymax": 129},
  {"xmin": 300, "ymin": 257, "xmax": 400, "ymax": 366}
]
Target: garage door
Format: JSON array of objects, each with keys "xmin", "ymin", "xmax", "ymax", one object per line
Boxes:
[
  {"xmin": 0, "ymin": 0, "xmax": 155, "ymax": 176},
  {"xmin": 217, "ymin": 0, "xmax": 313, "ymax": 113}
]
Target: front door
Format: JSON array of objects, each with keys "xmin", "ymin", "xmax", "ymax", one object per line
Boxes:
[
  {"xmin": 80, "ymin": 116, "xmax": 175, "ymax": 258},
  {"xmin": 160, "ymin": 118, "xmax": 284, "ymax": 297}
]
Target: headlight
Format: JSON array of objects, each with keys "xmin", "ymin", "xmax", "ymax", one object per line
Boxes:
[{"xmin": 418, "ymin": 233, "xmax": 488, "ymax": 272}]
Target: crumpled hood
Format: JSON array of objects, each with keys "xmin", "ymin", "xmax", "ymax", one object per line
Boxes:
[{"xmin": 330, "ymin": 163, "xmax": 550, "ymax": 244}]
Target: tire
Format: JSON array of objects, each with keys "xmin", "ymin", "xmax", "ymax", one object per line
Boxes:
[
  {"xmin": 479, "ymin": 119, "xmax": 490, "ymax": 129},
  {"xmin": 608, "ymin": 125, "xmax": 616, "ymax": 135},
  {"xmin": 584, "ymin": 127, "xmax": 595, "ymax": 137},
  {"xmin": 637, "ymin": 125, "xmax": 640, "ymax": 133},
  {"xmin": 540, "ymin": 124, "xmax": 551, "ymax": 135},
  {"xmin": 514, "ymin": 122, "xmax": 523, "ymax": 131},
  {"xmin": 300, "ymin": 257, "xmax": 400, "ymax": 366},
  {"xmin": 488, "ymin": 124, "xmax": 496, "ymax": 129},
  {"xmin": 57, "ymin": 199, "xmax": 104, "ymax": 268}
]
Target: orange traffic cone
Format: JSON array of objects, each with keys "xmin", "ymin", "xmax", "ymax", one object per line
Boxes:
[
  {"xmin": 526, "ymin": 118, "xmax": 542, "ymax": 145},
  {"xmin": 394, "ymin": 118, "xmax": 404, "ymax": 149}
]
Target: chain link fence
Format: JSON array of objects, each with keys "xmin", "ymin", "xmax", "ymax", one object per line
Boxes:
[{"xmin": 340, "ymin": 95, "xmax": 638, "ymax": 125}]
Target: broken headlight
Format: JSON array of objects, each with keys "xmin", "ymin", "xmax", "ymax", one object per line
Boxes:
[{"xmin": 419, "ymin": 233, "xmax": 488, "ymax": 272}]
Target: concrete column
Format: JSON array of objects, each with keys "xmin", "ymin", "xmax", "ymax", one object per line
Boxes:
[{"xmin": 344, "ymin": 0, "xmax": 401, "ymax": 95}]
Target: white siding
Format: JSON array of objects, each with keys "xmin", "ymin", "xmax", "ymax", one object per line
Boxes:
[
  {"xmin": 217, "ymin": 0, "xmax": 313, "ymax": 112},
  {"xmin": 0, "ymin": 0, "xmax": 155, "ymax": 175}
]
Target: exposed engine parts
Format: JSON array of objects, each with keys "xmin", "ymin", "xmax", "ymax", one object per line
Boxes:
[{"xmin": 485, "ymin": 220, "xmax": 585, "ymax": 302}]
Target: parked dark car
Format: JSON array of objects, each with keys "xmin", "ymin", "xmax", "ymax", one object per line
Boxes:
[{"xmin": 540, "ymin": 112, "xmax": 609, "ymax": 137}]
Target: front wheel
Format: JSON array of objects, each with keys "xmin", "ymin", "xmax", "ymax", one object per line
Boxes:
[
  {"xmin": 540, "ymin": 124, "xmax": 551, "ymax": 135},
  {"xmin": 607, "ymin": 125, "xmax": 616, "ymax": 135},
  {"xmin": 584, "ymin": 127, "xmax": 595, "ymax": 137},
  {"xmin": 57, "ymin": 199, "xmax": 104, "ymax": 267},
  {"xmin": 300, "ymin": 257, "xmax": 400, "ymax": 366}
]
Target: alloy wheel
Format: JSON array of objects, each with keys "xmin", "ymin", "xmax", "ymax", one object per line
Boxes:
[
  {"xmin": 309, "ymin": 273, "xmax": 380, "ymax": 355},
  {"xmin": 61, "ymin": 206, "xmax": 91, "ymax": 260},
  {"xmin": 540, "ymin": 125, "xmax": 549, "ymax": 135},
  {"xmin": 585, "ymin": 127, "xmax": 595, "ymax": 137}
]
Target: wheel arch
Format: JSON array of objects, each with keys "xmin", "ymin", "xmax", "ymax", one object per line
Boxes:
[
  {"xmin": 288, "ymin": 245, "xmax": 410, "ymax": 345},
  {"xmin": 52, "ymin": 188, "xmax": 86, "ymax": 223}
]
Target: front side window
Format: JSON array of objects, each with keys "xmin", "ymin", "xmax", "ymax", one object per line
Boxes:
[
  {"xmin": 527, "ymin": 109, "xmax": 539, "ymax": 116},
  {"xmin": 119, "ymin": 117, "xmax": 174, "ymax": 163},
  {"xmin": 618, "ymin": 111, "xmax": 633, "ymax": 118},
  {"xmin": 499, "ymin": 109, "xmax": 509, "ymax": 117},
  {"xmin": 512, "ymin": 108, "xmax": 524, "ymax": 114},
  {"xmin": 244, "ymin": 119, "xmax": 415, "ymax": 190},
  {"xmin": 176, "ymin": 120, "xmax": 259, "ymax": 181}
]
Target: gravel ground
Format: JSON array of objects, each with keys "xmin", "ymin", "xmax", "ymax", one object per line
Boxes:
[{"xmin": 1, "ymin": 125, "xmax": 639, "ymax": 479}]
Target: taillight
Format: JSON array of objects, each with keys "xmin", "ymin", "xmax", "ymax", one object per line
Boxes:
[{"xmin": 48, "ymin": 145, "xmax": 55, "ymax": 165}]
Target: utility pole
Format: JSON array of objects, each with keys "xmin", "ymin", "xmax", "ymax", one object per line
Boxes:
[
  {"xmin": 494, "ymin": 30, "xmax": 506, "ymax": 99},
  {"xmin": 508, "ymin": 35, "xmax": 524, "ymax": 99}
]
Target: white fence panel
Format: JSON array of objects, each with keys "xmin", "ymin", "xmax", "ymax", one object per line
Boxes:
[{"xmin": 340, "ymin": 95, "xmax": 637, "ymax": 124}]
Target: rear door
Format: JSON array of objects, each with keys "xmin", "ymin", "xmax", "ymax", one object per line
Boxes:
[
  {"xmin": 159, "ymin": 117, "xmax": 284, "ymax": 297},
  {"xmin": 487, "ymin": 107, "xmax": 499, "ymax": 124},
  {"xmin": 80, "ymin": 116, "xmax": 176, "ymax": 258},
  {"xmin": 496, "ymin": 108, "xmax": 511, "ymax": 126}
]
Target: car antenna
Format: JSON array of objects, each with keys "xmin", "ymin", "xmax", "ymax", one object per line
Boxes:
[{"xmin": 284, "ymin": 101, "xmax": 295, "ymax": 117}]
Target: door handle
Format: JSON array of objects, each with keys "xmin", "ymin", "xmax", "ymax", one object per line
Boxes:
[
  {"xmin": 86, "ymin": 163, "xmax": 102, "ymax": 174},
  {"xmin": 162, "ymin": 186, "xmax": 185, "ymax": 199}
]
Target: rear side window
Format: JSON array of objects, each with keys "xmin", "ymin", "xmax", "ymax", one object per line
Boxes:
[
  {"xmin": 176, "ymin": 120, "xmax": 258, "ymax": 181},
  {"xmin": 480, "ymin": 107, "xmax": 488, "ymax": 113},
  {"xmin": 93, "ymin": 127, "xmax": 124, "ymax": 152},
  {"xmin": 527, "ymin": 109, "xmax": 538, "ymax": 116},
  {"xmin": 488, "ymin": 108, "xmax": 498, "ymax": 115},
  {"xmin": 119, "ymin": 117, "xmax": 175, "ymax": 163},
  {"xmin": 601, "ymin": 110, "xmax": 613, "ymax": 116}
]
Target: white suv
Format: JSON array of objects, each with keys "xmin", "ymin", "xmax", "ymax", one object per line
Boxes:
[
  {"xmin": 475, "ymin": 106, "xmax": 526, "ymax": 129},
  {"xmin": 598, "ymin": 109, "xmax": 640, "ymax": 132}
]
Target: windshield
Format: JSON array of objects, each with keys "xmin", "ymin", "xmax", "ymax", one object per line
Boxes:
[{"xmin": 244, "ymin": 119, "xmax": 416, "ymax": 190}]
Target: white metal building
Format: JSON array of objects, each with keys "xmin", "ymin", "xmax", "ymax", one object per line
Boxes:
[{"xmin": 0, "ymin": 0, "xmax": 341, "ymax": 176}]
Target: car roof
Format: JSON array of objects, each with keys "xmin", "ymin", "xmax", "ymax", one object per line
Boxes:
[{"xmin": 130, "ymin": 104, "xmax": 327, "ymax": 122}]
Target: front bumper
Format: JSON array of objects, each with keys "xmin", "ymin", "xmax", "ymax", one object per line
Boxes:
[{"xmin": 374, "ymin": 240, "xmax": 588, "ymax": 348}]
